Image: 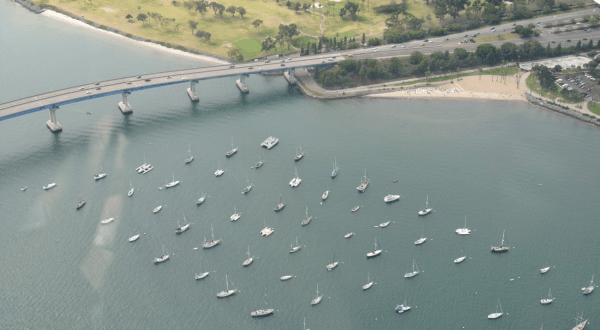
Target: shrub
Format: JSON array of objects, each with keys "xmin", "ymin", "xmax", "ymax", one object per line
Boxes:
[
  {"xmin": 126, "ymin": 33, "xmax": 133, "ymax": 38},
  {"xmin": 558, "ymin": 2, "xmax": 570, "ymax": 11}
]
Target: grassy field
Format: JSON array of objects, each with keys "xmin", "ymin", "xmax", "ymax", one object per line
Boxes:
[
  {"xmin": 588, "ymin": 101, "xmax": 600, "ymax": 115},
  {"xmin": 395, "ymin": 66, "xmax": 518, "ymax": 86},
  {"xmin": 475, "ymin": 33, "xmax": 521, "ymax": 43}
]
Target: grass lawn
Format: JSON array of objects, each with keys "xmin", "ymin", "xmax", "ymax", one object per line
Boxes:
[
  {"xmin": 292, "ymin": 35, "xmax": 319, "ymax": 48},
  {"xmin": 475, "ymin": 33, "xmax": 521, "ymax": 43},
  {"xmin": 588, "ymin": 101, "xmax": 600, "ymax": 115},
  {"xmin": 395, "ymin": 66, "xmax": 518, "ymax": 86},
  {"xmin": 235, "ymin": 39, "xmax": 263, "ymax": 59}
]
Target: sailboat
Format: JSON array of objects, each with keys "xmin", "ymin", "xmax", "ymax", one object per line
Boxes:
[
  {"xmin": 289, "ymin": 237, "xmax": 301, "ymax": 253},
  {"xmin": 281, "ymin": 275, "xmax": 293, "ymax": 281},
  {"xmin": 395, "ymin": 300, "xmax": 412, "ymax": 313},
  {"xmin": 185, "ymin": 144, "xmax": 195, "ymax": 164},
  {"xmin": 251, "ymin": 295, "xmax": 274, "ymax": 317},
  {"xmin": 127, "ymin": 178, "xmax": 134, "ymax": 197},
  {"xmin": 582, "ymin": 274, "xmax": 595, "ymax": 295},
  {"xmin": 21, "ymin": 185, "xmax": 27, "ymax": 191},
  {"xmin": 100, "ymin": 209, "xmax": 115, "ymax": 224},
  {"xmin": 76, "ymin": 194, "xmax": 86, "ymax": 210},
  {"xmin": 289, "ymin": 166, "xmax": 302, "ymax": 187},
  {"xmin": 175, "ymin": 212, "xmax": 190, "ymax": 234},
  {"xmin": 418, "ymin": 195, "xmax": 432, "ymax": 216},
  {"xmin": 243, "ymin": 245, "xmax": 254, "ymax": 266},
  {"xmin": 260, "ymin": 219, "xmax": 274, "ymax": 236},
  {"xmin": 301, "ymin": 206, "xmax": 312, "ymax": 226},
  {"xmin": 491, "ymin": 229, "xmax": 509, "ymax": 253},
  {"xmin": 166, "ymin": 172, "xmax": 180, "ymax": 188},
  {"xmin": 136, "ymin": 152, "xmax": 148, "ymax": 172},
  {"xmin": 154, "ymin": 244, "xmax": 169, "ymax": 264},
  {"xmin": 540, "ymin": 288, "xmax": 554, "ymax": 305},
  {"xmin": 274, "ymin": 194, "xmax": 286, "ymax": 212},
  {"xmin": 366, "ymin": 238, "xmax": 382, "ymax": 258},
  {"xmin": 326, "ymin": 252, "xmax": 339, "ymax": 271},
  {"xmin": 331, "ymin": 157, "xmax": 339, "ymax": 178},
  {"xmin": 230, "ymin": 205, "xmax": 241, "ymax": 221},
  {"xmin": 311, "ymin": 284, "xmax": 323, "ymax": 305},
  {"xmin": 242, "ymin": 176, "xmax": 253, "ymax": 194},
  {"xmin": 225, "ymin": 137, "xmax": 238, "ymax": 157},
  {"xmin": 195, "ymin": 256, "xmax": 209, "ymax": 280},
  {"xmin": 94, "ymin": 167, "xmax": 108, "ymax": 180},
  {"xmin": 216, "ymin": 274, "xmax": 237, "ymax": 297},
  {"xmin": 456, "ymin": 216, "xmax": 471, "ymax": 235},
  {"xmin": 153, "ymin": 198, "xmax": 162, "ymax": 213},
  {"xmin": 197, "ymin": 189, "xmax": 207, "ymax": 205},
  {"xmin": 572, "ymin": 313, "xmax": 588, "ymax": 330},
  {"xmin": 415, "ymin": 230, "xmax": 427, "ymax": 245},
  {"xmin": 540, "ymin": 265, "xmax": 551, "ymax": 274},
  {"xmin": 356, "ymin": 169, "xmax": 369, "ymax": 192},
  {"xmin": 203, "ymin": 224, "xmax": 222, "ymax": 249},
  {"xmin": 487, "ymin": 299, "xmax": 504, "ymax": 319},
  {"xmin": 252, "ymin": 151, "xmax": 265, "ymax": 169},
  {"xmin": 454, "ymin": 255, "xmax": 467, "ymax": 264},
  {"xmin": 128, "ymin": 234, "xmax": 140, "ymax": 242},
  {"xmin": 294, "ymin": 143, "xmax": 305, "ymax": 161},
  {"xmin": 215, "ymin": 160, "xmax": 224, "ymax": 177},
  {"xmin": 404, "ymin": 259, "xmax": 419, "ymax": 278},
  {"xmin": 362, "ymin": 272, "xmax": 374, "ymax": 290},
  {"xmin": 322, "ymin": 190, "xmax": 330, "ymax": 200}
]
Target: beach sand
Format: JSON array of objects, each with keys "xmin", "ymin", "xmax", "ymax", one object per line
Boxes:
[
  {"xmin": 40, "ymin": 10, "xmax": 229, "ymax": 65},
  {"xmin": 367, "ymin": 74, "xmax": 527, "ymax": 102}
]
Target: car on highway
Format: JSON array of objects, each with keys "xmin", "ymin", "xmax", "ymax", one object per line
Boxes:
[
  {"xmin": 258, "ymin": 68, "xmax": 263, "ymax": 71},
  {"xmin": 94, "ymin": 82, "xmax": 100, "ymax": 86},
  {"xmin": 373, "ymin": 48, "xmax": 378, "ymax": 51},
  {"xmin": 280, "ymin": 63, "xmax": 285, "ymax": 66},
  {"xmin": 229, "ymin": 65, "xmax": 235, "ymax": 68},
  {"xmin": 391, "ymin": 45, "xmax": 396, "ymax": 48},
  {"xmin": 145, "ymin": 79, "xmax": 151, "ymax": 82},
  {"xmin": 137, "ymin": 75, "xmax": 141, "ymax": 78},
  {"xmin": 401, "ymin": 45, "xmax": 405, "ymax": 48},
  {"xmin": 96, "ymin": 87, "xmax": 101, "ymax": 90},
  {"xmin": 264, "ymin": 59, "xmax": 270, "ymax": 63},
  {"xmin": 551, "ymin": 41, "xmax": 556, "ymax": 43},
  {"xmin": 512, "ymin": 23, "xmax": 516, "ymax": 26},
  {"xmin": 583, "ymin": 38, "xmax": 588, "ymax": 40},
  {"xmin": 248, "ymin": 67, "xmax": 253, "ymax": 69},
  {"xmin": 127, "ymin": 81, "xmax": 132, "ymax": 84},
  {"xmin": 347, "ymin": 54, "xmax": 353, "ymax": 57},
  {"xmin": 567, "ymin": 39, "xmax": 571, "ymax": 42},
  {"xmin": 85, "ymin": 91, "xmax": 92, "ymax": 94},
  {"xmin": 78, "ymin": 87, "xmax": 84, "ymax": 91},
  {"xmin": 328, "ymin": 57, "xmax": 335, "ymax": 61},
  {"xmin": 491, "ymin": 27, "xmax": 495, "ymax": 30},
  {"xmin": 472, "ymin": 34, "xmax": 477, "ymax": 37},
  {"xmin": 464, "ymin": 34, "xmax": 468, "ymax": 37},
  {"xmin": 288, "ymin": 58, "xmax": 292, "ymax": 60}
]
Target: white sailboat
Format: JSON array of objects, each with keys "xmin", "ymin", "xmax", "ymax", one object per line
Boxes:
[
  {"xmin": 154, "ymin": 244, "xmax": 169, "ymax": 264},
  {"xmin": 197, "ymin": 189, "xmax": 207, "ymax": 205},
  {"xmin": 250, "ymin": 295, "xmax": 274, "ymax": 317},
  {"xmin": 185, "ymin": 144, "xmax": 195, "ymax": 164},
  {"xmin": 225, "ymin": 136, "xmax": 238, "ymax": 157},
  {"xmin": 153, "ymin": 198, "xmax": 162, "ymax": 213},
  {"xmin": 311, "ymin": 284, "xmax": 323, "ymax": 305},
  {"xmin": 230, "ymin": 205, "xmax": 241, "ymax": 221},
  {"xmin": 326, "ymin": 252, "xmax": 339, "ymax": 271},
  {"xmin": 301, "ymin": 206, "xmax": 312, "ymax": 226},
  {"xmin": 582, "ymin": 274, "xmax": 595, "ymax": 295},
  {"xmin": 289, "ymin": 237, "xmax": 301, "ymax": 253},
  {"xmin": 362, "ymin": 272, "xmax": 374, "ymax": 290},
  {"xmin": 404, "ymin": 259, "xmax": 419, "ymax": 278},
  {"xmin": 243, "ymin": 245, "xmax": 254, "ymax": 266},
  {"xmin": 94, "ymin": 167, "xmax": 108, "ymax": 180},
  {"xmin": 203, "ymin": 224, "xmax": 222, "ymax": 249},
  {"xmin": 165, "ymin": 172, "xmax": 180, "ymax": 188},
  {"xmin": 261, "ymin": 219, "xmax": 274, "ymax": 236},
  {"xmin": 418, "ymin": 195, "xmax": 432, "ymax": 216},
  {"xmin": 572, "ymin": 313, "xmax": 588, "ymax": 330},
  {"xmin": 127, "ymin": 178, "xmax": 134, "ymax": 197},
  {"xmin": 487, "ymin": 299, "xmax": 504, "ymax": 319},
  {"xmin": 491, "ymin": 229, "xmax": 509, "ymax": 253},
  {"xmin": 281, "ymin": 275, "xmax": 293, "ymax": 281},
  {"xmin": 344, "ymin": 232, "xmax": 354, "ymax": 239},
  {"xmin": 456, "ymin": 216, "xmax": 471, "ymax": 235},
  {"xmin": 454, "ymin": 255, "xmax": 466, "ymax": 263},
  {"xmin": 294, "ymin": 142, "xmax": 305, "ymax": 161},
  {"xmin": 289, "ymin": 166, "xmax": 302, "ymax": 187},
  {"xmin": 540, "ymin": 266, "xmax": 551, "ymax": 274},
  {"xmin": 215, "ymin": 160, "xmax": 224, "ymax": 177},
  {"xmin": 101, "ymin": 209, "xmax": 115, "ymax": 224},
  {"xmin": 395, "ymin": 300, "xmax": 411, "ymax": 313},
  {"xmin": 195, "ymin": 256, "xmax": 209, "ymax": 280},
  {"xmin": 216, "ymin": 274, "xmax": 237, "ymax": 297},
  {"xmin": 366, "ymin": 238, "xmax": 382, "ymax": 258},
  {"xmin": 356, "ymin": 169, "xmax": 369, "ymax": 192},
  {"xmin": 540, "ymin": 288, "xmax": 554, "ymax": 305},
  {"xmin": 415, "ymin": 230, "xmax": 427, "ymax": 245},
  {"xmin": 175, "ymin": 212, "xmax": 190, "ymax": 234},
  {"xmin": 242, "ymin": 176, "xmax": 253, "ymax": 194},
  {"xmin": 274, "ymin": 194, "xmax": 286, "ymax": 212},
  {"xmin": 252, "ymin": 151, "xmax": 265, "ymax": 169},
  {"xmin": 322, "ymin": 190, "xmax": 329, "ymax": 200},
  {"xmin": 331, "ymin": 157, "xmax": 338, "ymax": 178},
  {"xmin": 128, "ymin": 234, "xmax": 140, "ymax": 242}
]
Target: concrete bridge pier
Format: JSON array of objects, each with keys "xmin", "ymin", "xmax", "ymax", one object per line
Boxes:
[
  {"xmin": 284, "ymin": 69, "xmax": 297, "ymax": 85},
  {"xmin": 118, "ymin": 92, "xmax": 133, "ymax": 114},
  {"xmin": 187, "ymin": 80, "xmax": 200, "ymax": 102},
  {"xmin": 236, "ymin": 74, "xmax": 249, "ymax": 93},
  {"xmin": 46, "ymin": 106, "xmax": 62, "ymax": 132}
]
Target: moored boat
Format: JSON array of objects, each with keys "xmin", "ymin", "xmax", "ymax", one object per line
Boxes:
[
  {"xmin": 43, "ymin": 183, "xmax": 56, "ymax": 190},
  {"xmin": 129, "ymin": 234, "xmax": 140, "ymax": 242},
  {"xmin": 491, "ymin": 230, "xmax": 509, "ymax": 253},
  {"xmin": 384, "ymin": 195, "xmax": 401, "ymax": 203},
  {"xmin": 356, "ymin": 169, "xmax": 369, "ymax": 192},
  {"xmin": 261, "ymin": 136, "xmax": 279, "ymax": 149},
  {"xmin": 322, "ymin": 190, "xmax": 329, "ymax": 200},
  {"xmin": 203, "ymin": 224, "xmax": 222, "ymax": 249}
]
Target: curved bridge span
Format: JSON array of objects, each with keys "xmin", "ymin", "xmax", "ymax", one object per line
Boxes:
[{"xmin": 0, "ymin": 55, "xmax": 340, "ymax": 132}]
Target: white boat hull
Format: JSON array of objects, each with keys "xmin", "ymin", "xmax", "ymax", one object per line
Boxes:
[
  {"xmin": 488, "ymin": 313, "xmax": 503, "ymax": 319},
  {"xmin": 128, "ymin": 235, "xmax": 140, "ymax": 242},
  {"xmin": 454, "ymin": 256, "xmax": 466, "ymax": 263}
]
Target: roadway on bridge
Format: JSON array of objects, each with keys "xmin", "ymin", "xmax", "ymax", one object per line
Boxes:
[{"xmin": 1, "ymin": 8, "xmax": 600, "ymax": 121}]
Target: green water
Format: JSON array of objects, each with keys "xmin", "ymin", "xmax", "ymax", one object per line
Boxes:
[{"xmin": 1, "ymin": 2, "xmax": 598, "ymax": 329}]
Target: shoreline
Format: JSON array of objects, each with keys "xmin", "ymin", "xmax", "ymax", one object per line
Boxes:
[{"xmin": 34, "ymin": 8, "xmax": 229, "ymax": 65}]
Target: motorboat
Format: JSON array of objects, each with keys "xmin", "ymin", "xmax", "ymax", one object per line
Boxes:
[
  {"xmin": 351, "ymin": 206, "xmax": 359, "ymax": 212},
  {"xmin": 289, "ymin": 237, "xmax": 301, "ymax": 253},
  {"xmin": 43, "ymin": 183, "xmax": 56, "ymax": 190},
  {"xmin": 384, "ymin": 195, "xmax": 401, "ymax": 203},
  {"xmin": 301, "ymin": 206, "xmax": 312, "ymax": 226},
  {"xmin": 101, "ymin": 217, "xmax": 114, "ymax": 225},
  {"xmin": 21, "ymin": 185, "xmax": 27, "ymax": 191},
  {"xmin": 175, "ymin": 213, "xmax": 190, "ymax": 234},
  {"xmin": 454, "ymin": 256, "xmax": 466, "ymax": 263},
  {"xmin": 540, "ymin": 289, "xmax": 554, "ymax": 305},
  {"xmin": 129, "ymin": 234, "xmax": 140, "ymax": 242},
  {"xmin": 261, "ymin": 136, "xmax": 279, "ymax": 149},
  {"xmin": 217, "ymin": 275, "xmax": 237, "ymax": 298},
  {"xmin": 356, "ymin": 169, "xmax": 369, "ymax": 192},
  {"xmin": 154, "ymin": 245, "xmax": 169, "ymax": 264},
  {"xmin": 344, "ymin": 232, "xmax": 354, "ymax": 239},
  {"xmin": 366, "ymin": 238, "xmax": 382, "ymax": 258},
  {"xmin": 281, "ymin": 275, "xmax": 293, "ymax": 281},
  {"xmin": 582, "ymin": 275, "xmax": 595, "ymax": 295},
  {"xmin": 404, "ymin": 259, "xmax": 419, "ymax": 278},
  {"xmin": 331, "ymin": 157, "xmax": 339, "ymax": 178},
  {"xmin": 230, "ymin": 206, "xmax": 241, "ymax": 221},
  {"xmin": 165, "ymin": 172, "xmax": 179, "ymax": 188},
  {"xmin": 362, "ymin": 272, "xmax": 373, "ymax": 290},
  {"xmin": 203, "ymin": 224, "xmax": 222, "ymax": 248},
  {"xmin": 418, "ymin": 195, "xmax": 432, "ymax": 216},
  {"xmin": 215, "ymin": 160, "xmax": 224, "ymax": 177},
  {"xmin": 185, "ymin": 144, "xmax": 195, "ymax": 164},
  {"xmin": 311, "ymin": 284, "xmax": 323, "ymax": 305},
  {"xmin": 456, "ymin": 216, "xmax": 471, "ymax": 235},
  {"xmin": 396, "ymin": 302, "xmax": 411, "ymax": 314},
  {"xmin": 225, "ymin": 137, "xmax": 238, "ymax": 157},
  {"xmin": 289, "ymin": 166, "xmax": 302, "ymax": 187},
  {"xmin": 487, "ymin": 299, "xmax": 503, "ymax": 319},
  {"xmin": 322, "ymin": 190, "xmax": 329, "ymax": 200},
  {"xmin": 243, "ymin": 246, "xmax": 254, "ymax": 266},
  {"xmin": 274, "ymin": 194, "xmax": 286, "ymax": 212},
  {"xmin": 491, "ymin": 230, "xmax": 509, "ymax": 253}
]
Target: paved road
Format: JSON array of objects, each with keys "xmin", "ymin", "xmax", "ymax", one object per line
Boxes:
[{"xmin": 2, "ymin": 8, "xmax": 600, "ymax": 121}]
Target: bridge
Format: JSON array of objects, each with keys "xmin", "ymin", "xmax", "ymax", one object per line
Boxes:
[{"xmin": 0, "ymin": 54, "xmax": 343, "ymax": 132}]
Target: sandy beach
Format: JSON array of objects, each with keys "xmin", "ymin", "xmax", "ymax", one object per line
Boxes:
[
  {"xmin": 367, "ymin": 74, "xmax": 527, "ymax": 102},
  {"xmin": 40, "ymin": 10, "xmax": 229, "ymax": 65}
]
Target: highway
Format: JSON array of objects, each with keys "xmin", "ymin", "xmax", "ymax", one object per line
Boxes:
[{"xmin": 2, "ymin": 8, "xmax": 600, "ymax": 123}]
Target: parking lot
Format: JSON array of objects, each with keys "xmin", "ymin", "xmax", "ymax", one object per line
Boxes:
[{"xmin": 555, "ymin": 71, "xmax": 597, "ymax": 95}]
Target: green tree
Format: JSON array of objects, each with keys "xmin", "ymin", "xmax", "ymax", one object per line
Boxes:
[
  {"xmin": 361, "ymin": 32, "xmax": 366, "ymax": 45},
  {"xmin": 261, "ymin": 36, "xmax": 276, "ymax": 54},
  {"xmin": 339, "ymin": 8, "xmax": 347, "ymax": 18},
  {"xmin": 252, "ymin": 19, "xmax": 263, "ymax": 28},
  {"xmin": 196, "ymin": 1, "xmax": 208, "ymax": 17},
  {"xmin": 227, "ymin": 48, "xmax": 244, "ymax": 62},
  {"xmin": 344, "ymin": 1, "xmax": 360, "ymax": 20},
  {"xmin": 475, "ymin": 43, "xmax": 499, "ymax": 64},
  {"xmin": 226, "ymin": 6, "xmax": 237, "ymax": 17},
  {"xmin": 409, "ymin": 51, "xmax": 424, "ymax": 64},
  {"xmin": 188, "ymin": 20, "xmax": 198, "ymax": 35},
  {"xmin": 137, "ymin": 13, "xmax": 148, "ymax": 25},
  {"xmin": 184, "ymin": 1, "xmax": 195, "ymax": 12},
  {"xmin": 237, "ymin": 7, "xmax": 246, "ymax": 18},
  {"xmin": 195, "ymin": 30, "xmax": 212, "ymax": 41},
  {"xmin": 126, "ymin": 14, "xmax": 133, "ymax": 19}
]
